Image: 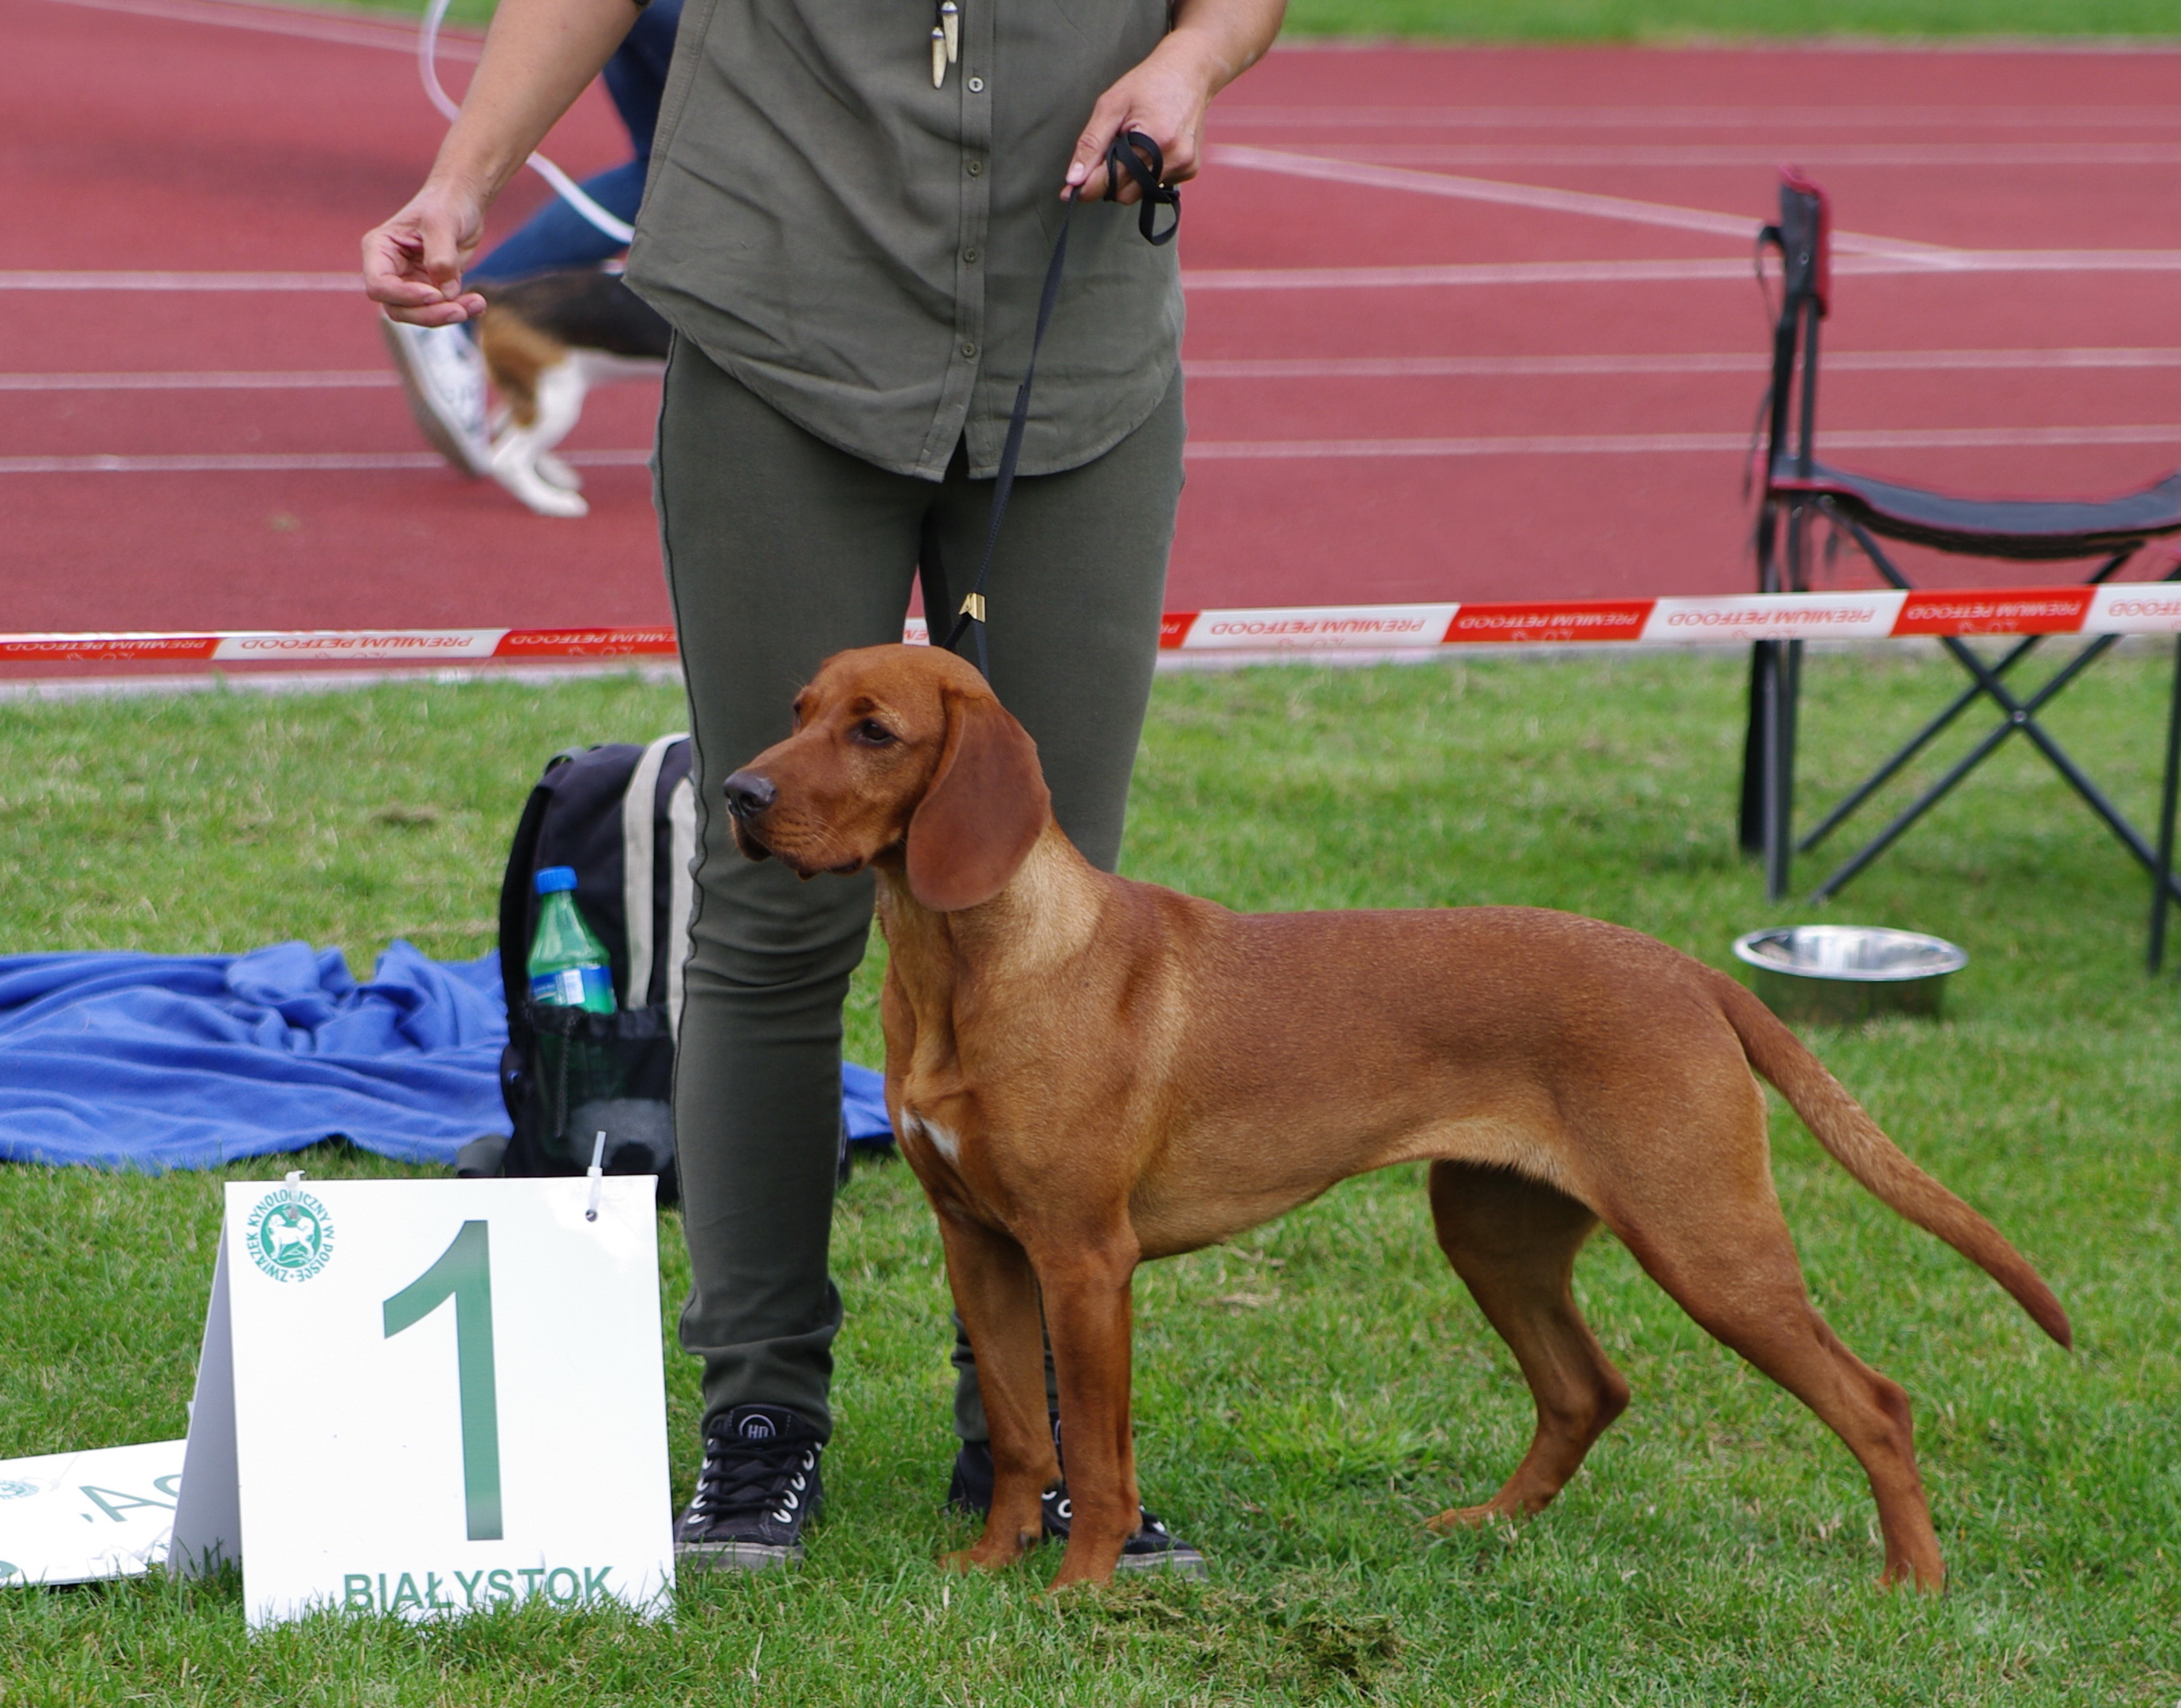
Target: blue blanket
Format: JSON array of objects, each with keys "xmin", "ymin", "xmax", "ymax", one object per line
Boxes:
[{"xmin": 0, "ymin": 943, "xmax": 892, "ymax": 1171}]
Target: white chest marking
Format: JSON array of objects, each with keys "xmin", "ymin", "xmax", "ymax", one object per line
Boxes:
[{"xmin": 906, "ymin": 1111, "xmax": 962, "ymax": 1166}]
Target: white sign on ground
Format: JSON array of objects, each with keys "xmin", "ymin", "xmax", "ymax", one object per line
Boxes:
[
  {"xmin": 170, "ymin": 1175, "xmax": 673, "ymax": 1629},
  {"xmin": 0, "ymin": 1439, "xmax": 187, "ymax": 1585}
]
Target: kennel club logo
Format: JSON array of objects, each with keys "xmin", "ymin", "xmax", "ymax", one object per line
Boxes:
[{"xmin": 245, "ymin": 1186, "xmax": 335, "ymax": 1283}]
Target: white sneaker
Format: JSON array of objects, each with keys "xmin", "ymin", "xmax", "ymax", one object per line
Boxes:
[{"xmin": 380, "ymin": 317, "xmax": 491, "ymax": 476}]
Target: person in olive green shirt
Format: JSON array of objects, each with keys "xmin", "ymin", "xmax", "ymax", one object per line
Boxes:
[{"xmin": 364, "ymin": 0, "xmax": 1284, "ymax": 1574}]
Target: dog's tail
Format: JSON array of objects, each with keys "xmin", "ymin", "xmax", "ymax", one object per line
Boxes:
[{"xmin": 1712, "ymin": 971, "xmax": 2071, "ymax": 1348}]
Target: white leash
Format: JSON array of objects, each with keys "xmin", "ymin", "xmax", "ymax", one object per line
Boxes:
[{"xmin": 419, "ymin": 0, "xmax": 637, "ymax": 247}]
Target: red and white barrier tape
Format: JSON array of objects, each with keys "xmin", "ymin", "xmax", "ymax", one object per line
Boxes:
[
  {"xmin": 0, "ymin": 627, "xmax": 682, "ymax": 666},
  {"xmin": 1158, "ymin": 585, "xmax": 2181, "ymax": 649},
  {"xmin": 9, "ymin": 586, "xmax": 2181, "ymax": 667}
]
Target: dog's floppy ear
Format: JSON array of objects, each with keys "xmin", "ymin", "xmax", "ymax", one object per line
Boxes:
[{"xmin": 905, "ymin": 685, "xmax": 1051, "ymax": 911}]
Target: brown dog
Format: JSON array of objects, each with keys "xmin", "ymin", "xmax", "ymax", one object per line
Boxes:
[{"xmin": 722, "ymin": 643, "xmax": 2069, "ymax": 1592}]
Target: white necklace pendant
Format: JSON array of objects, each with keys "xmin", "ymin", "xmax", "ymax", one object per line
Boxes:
[
  {"xmin": 941, "ymin": 0, "xmax": 959, "ymax": 64},
  {"xmin": 930, "ymin": 21, "xmax": 946, "ymax": 88}
]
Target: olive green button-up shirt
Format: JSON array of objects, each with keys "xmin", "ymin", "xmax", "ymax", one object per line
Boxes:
[{"xmin": 626, "ymin": 0, "xmax": 1185, "ymax": 482}]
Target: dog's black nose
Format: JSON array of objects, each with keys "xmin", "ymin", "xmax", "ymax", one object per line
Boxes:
[{"xmin": 723, "ymin": 770, "xmax": 776, "ymax": 819}]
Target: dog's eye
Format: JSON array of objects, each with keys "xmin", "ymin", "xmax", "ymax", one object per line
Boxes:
[{"xmin": 852, "ymin": 719, "xmax": 896, "ymax": 746}]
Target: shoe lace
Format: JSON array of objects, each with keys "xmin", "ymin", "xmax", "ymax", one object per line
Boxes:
[{"xmin": 692, "ymin": 1434, "xmax": 816, "ymax": 1525}]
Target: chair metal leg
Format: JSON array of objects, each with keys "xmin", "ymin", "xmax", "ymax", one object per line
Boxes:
[
  {"xmin": 1756, "ymin": 500, "xmax": 1813, "ymax": 902},
  {"xmin": 1799, "ymin": 516, "xmax": 2181, "ymax": 907},
  {"xmin": 1809, "ymin": 635, "xmax": 2137, "ymax": 903},
  {"xmin": 2150, "ymin": 635, "xmax": 2181, "ymax": 974},
  {"xmin": 1738, "ymin": 501, "xmax": 1785, "ymax": 858},
  {"xmin": 1776, "ymin": 637, "xmax": 1801, "ymax": 900},
  {"xmin": 1756, "ymin": 637, "xmax": 1799, "ymax": 903},
  {"xmin": 1810, "ymin": 711, "xmax": 2020, "ymax": 903},
  {"xmin": 1935, "ymin": 633, "xmax": 2181, "ymax": 896},
  {"xmin": 1797, "ymin": 635, "xmax": 2042, "ymax": 854},
  {"xmin": 1739, "ymin": 644, "xmax": 1768, "ymax": 857}
]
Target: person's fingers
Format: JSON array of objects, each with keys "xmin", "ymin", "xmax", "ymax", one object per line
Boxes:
[
  {"xmin": 418, "ymin": 206, "xmax": 474, "ymax": 304},
  {"xmin": 1063, "ymin": 88, "xmax": 1133, "ymax": 202},
  {"xmin": 383, "ymin": 294, "xmax": 488, "ymax": 327},
  {"xmin": 362, "ymin": 185, "xmax": 490, "ymax": 326},
  {"xmin": 362, "ymin": 233, "xmax": 480, "ymax": 322},
  {"xmin": 362, "ymin": 225, "xmax": 433, "ymax": 302}
]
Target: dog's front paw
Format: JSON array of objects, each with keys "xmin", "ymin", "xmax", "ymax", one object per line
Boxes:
[
  {"xmin": 943, "ymin": 1524, "xmax": 1039, "ymax": 1574},
  {"xmin": 534, "ymin": 451, "xmax": 585, "ymax": 493},
  {"xmin": 488, "ymin": 438, "xmax": 589, "ymax": 518}
]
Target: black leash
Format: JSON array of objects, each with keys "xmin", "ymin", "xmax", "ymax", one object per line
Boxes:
[{"xmin": 943, "ymin": 130, "xmax": 1179, "ymax": 677}]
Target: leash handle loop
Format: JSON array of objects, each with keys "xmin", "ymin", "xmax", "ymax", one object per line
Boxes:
[
  {"xmin": 945, "ymin": 131, "xmax": 1177, "ymax": 674},
  {"xmin": 1107, "ymin": 132, "xmax": 1181, "ymax": 247}
]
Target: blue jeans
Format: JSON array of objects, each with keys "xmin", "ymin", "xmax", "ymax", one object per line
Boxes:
[{"xmin": 470, "ymin": 0, "xmax": 682, "ymax": 284}]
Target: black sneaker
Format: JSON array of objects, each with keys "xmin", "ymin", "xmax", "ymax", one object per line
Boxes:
[
  {"xmin": 1042, "ymin": 1485, "xmax": 1208, "ymax": 1578},
  {"xmin": 946, "ymin": 1419, "xmax": 1206, "ymax": 1577},
  {"xmin": 946, "ymin": 1436, "xmax": 997, "ymax": 1515},
  {"xmin": 675, "ymin": 1404, "xmax": 823, "ymax": 1573}
]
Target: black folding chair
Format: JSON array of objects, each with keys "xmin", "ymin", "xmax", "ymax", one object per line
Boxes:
[{"xmin": 1736, "ymin": 170, "xmax": 2181, "ymax": 970}]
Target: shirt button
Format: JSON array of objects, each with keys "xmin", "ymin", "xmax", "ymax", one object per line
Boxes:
[
  {"xmin": 966, "ymin": 159, "xmax": 982, "ymax": 176},
  {"xmin": 961, "ymin": 341, "xmax": 977, "ymax": 358},
  {"xmin": 967, "ymin": 76, "xmax": 984, "ymax": 92},
  {"xmin": 963, "ymin": 248, "xmax": 980, "ymax": 264}
]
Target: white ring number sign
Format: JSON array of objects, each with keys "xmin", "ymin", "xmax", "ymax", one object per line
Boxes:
[{"xmin": 170, "ymin": 1177, "xmax": 673, "ymax": 1629}]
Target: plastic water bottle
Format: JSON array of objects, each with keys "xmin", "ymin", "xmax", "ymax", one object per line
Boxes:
[{"xmin": 528, "ymin": 867, "xmax": 617, "ymax": 1013}]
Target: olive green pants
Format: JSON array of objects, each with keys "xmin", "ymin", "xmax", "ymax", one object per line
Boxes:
[{"xmin": 655, "ymin": 339, "xmax": 1184, "ymax": 1444}]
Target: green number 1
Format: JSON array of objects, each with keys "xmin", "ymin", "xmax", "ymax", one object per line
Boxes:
[{"xmin": 383, "ymin": 1220, "xmax": 503, "ymax": 1541}]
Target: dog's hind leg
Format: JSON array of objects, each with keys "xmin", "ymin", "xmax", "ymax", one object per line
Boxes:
[
  {"xmin": 935, "ymin": 1213, "xmax": 1058, "ymax": 1572},
  {"xmin": 1611, "ymin": 1193, "xmax": 1943, "ymax": 1590},
  {"xmin": 1426, "ymin": 1161, "xmax": 1630, "ymax": 1530}
]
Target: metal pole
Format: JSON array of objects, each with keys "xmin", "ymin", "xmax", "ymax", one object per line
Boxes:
[
  {"xmin": 1741, "ymin": 502, "xmax": 1780, "ymax": 856},
  {"xmin": 2152, "ymin": 633, "xmax": 2181, "ymax": 973},
  {"xmin": 1763, "ymin": 639, "xmax": 1790, "ymax": 902}
]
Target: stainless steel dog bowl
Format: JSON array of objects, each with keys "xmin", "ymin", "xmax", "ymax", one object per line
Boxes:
[{"xmin": 1731, "ymin": 925, "xmax": 1967, "ymax": 1024}]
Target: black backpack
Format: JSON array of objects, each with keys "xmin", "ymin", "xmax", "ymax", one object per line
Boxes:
[{"xmin": 468, "ymin": 735, "xmax": 697, "ymax": 1199}]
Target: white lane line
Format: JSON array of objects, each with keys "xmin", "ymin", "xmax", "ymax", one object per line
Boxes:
[
  {"xmin": 0, "ymin": 452, "xmax": 446, "ymax": 472},
  {"xmin": 1184, "ymin": 425, "xmax": 2181, "ymax": 460},
  {"xmin": 1186, "ymin": 348, "xmax": 2181, "ymax": 378},
  {"xmin": 0, "ymin": 370, "xmax": 394, "ymax": 390},
  {"xmin": 1291, "ymin": 143, "xmax": 2181, "ymax": 169},
  {"xmin": 1182, "ymin": 249, "xmax": 2181, "ymax": 288},
  {"xmin": 1188, "ymin": 258, "xmax": 1755, "ymax": 288},
  {"xmin": 7, "ymin": 351, "xmax": 2168, "ymax": 392},
  {"xmin": 1213, "ymin": 146, "xmax": 1956, "ymax": 259},
  {"xmin": 29, "ymin": 261, "xmax": 1750, "ymax": 292},
  {"xmin": 1212, "ymin": 104, "xmax": 2181, "ymax": 132},
  {"xmin": 0, "ymin": 271, "xmax": 361, "ymax": 291},
  {"xmin": 22, "ymin": 250, "xmax": 2181, "ymax": 296},
  {"xmin": 9, "ymin": 430, "xmax": 2175, "ymax": 475},
  {"xmin": 24, "ymin": 0, "xmax": 482, "ymax": 57},
  {"xmin": 0, "ymin": 449, "xmax": 650, "ymax": 473}
]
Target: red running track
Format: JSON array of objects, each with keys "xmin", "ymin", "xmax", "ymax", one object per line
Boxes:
[{"xmin": 10, "ymin": 0, "xmax": 2181, "ymax": 676}]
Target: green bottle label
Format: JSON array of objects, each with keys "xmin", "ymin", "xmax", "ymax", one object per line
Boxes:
[{"xmin": 531, "ymin": 966, "xmax": 613, "ymax": 1009}]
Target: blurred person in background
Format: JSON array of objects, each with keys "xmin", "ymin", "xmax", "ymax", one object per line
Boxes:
[{"xmin": 381, "ymin": 0, "xmax": 683, "ymax": 474}]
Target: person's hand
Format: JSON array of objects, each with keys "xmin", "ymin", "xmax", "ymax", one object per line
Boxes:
[
  {"xmin": 1063, "ymin": 29, "xmax": 1228, "ymax": 205},
  {"xmin": 362, "ymin": 179, "xmax": 491, "ymax": 325},
  {"xmin": 1065, "ymin": 0, "xmax": 1282, "ymax": 203}
]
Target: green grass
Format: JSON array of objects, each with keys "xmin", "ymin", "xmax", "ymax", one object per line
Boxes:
[
  {"xmin": 2, "ymin": 648, "xmax": 2178, "ymax": 1704},
  {"xmin": 354, "ymin": 0, "xmax": 2181, "ymax": 39}
]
